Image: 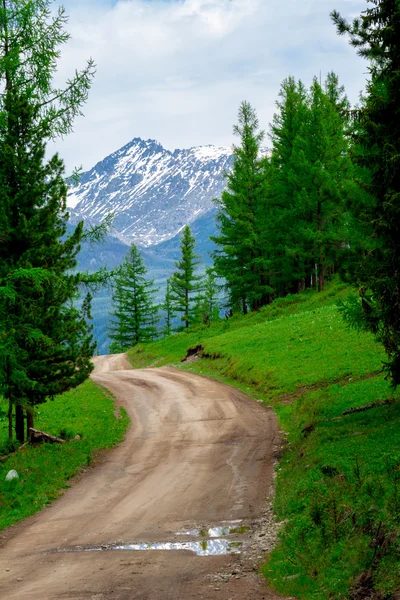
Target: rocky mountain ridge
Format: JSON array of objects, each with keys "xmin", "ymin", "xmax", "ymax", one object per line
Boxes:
[{"xmin": 68, "ymin": 137, "xmax": 233, "ymax": 247}]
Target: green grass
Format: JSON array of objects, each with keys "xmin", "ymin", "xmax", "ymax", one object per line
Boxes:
[
  {"xmin": 267, "ymin": 376, "xmax": 400, "ymax": 599},
  {"xmin": 128, "ymin": 280, "xmax": 400, "ymax": 599},
  {"xmin": 129, "ymin": 283, "xmax": 384, "ymax": 403},
  {"xmin": 0, "ymin": 380, "xmax": 129, "ymax": 530}
]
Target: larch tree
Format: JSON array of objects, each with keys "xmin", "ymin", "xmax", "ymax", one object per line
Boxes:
[
  {"xmin": 0, "ymin": 0, "xmax": 97, "ymax": 442},
  {"xmin": 332, "ymin": 0, "xmax": 400, "ymax": 386},
  {"xmin": 269, "ymin": 75, "xmax": 353, "ymax": 293},
  {"xmin": 170, "ymin": 225, "xmax": 201, "ymax": 329},
  {"xmin": 292, "ymin": 76, "xmax": 352, "ymax": 292},
  {"xmin": 108, "ymin": 244, "xmax": 158, "ymax": 353},
  {"xmin": 212, "ymin": 101, "xmax": 271, "ymax": 314},
  {"xmin": 268, "ymin": 77, "xmax": 309, "ymax": 294}
]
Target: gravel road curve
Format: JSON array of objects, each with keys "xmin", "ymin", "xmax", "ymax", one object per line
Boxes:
[{"xmin": 0, "ymin": 354, "xmax": 284, "ymax": 600}]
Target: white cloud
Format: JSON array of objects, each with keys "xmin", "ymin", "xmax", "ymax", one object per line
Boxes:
[{"xmin": 51, "ymin": 0, "xmax": 368, "ymax": 172}]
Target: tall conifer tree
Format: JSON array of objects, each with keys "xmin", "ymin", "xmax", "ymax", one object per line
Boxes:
[
  {"xmin": 108, "ymin": 244, "xmax": 158, "ymax": 353},
  {"xmin": 212, "ymin": 101, "xmax": 271, "ymax": 313},
  {"xmin": 170, "ymin": 226, "xmax": 201, "ymax": 329},
  {"xmin": 0, "ymin": 91, "xmax": 95, "ymax": 441},
  {"xmin": 293, "ymin": 77, "xmax": 352, "ymax": 291},
  {"xmin": 269, "ymin": 75, "xmax": 352, "ymax": 292},
  {"xmin": 0, "ymin": 0, "xmax": 96, "ymax": 441},
  {"xmin": 268, "ymin": 77, "xmax": 309, "ymax": 294},
  {"xmin": 332, "ymin": 0, "xmax": 400, "ymax": 385}
]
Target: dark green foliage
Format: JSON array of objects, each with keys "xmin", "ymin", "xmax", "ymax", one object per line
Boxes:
[
  {"xmin": 170, "ymin": 225, "xmax": 201, "ymax": 329},
  {"xmin": 0, "ymin": 0, "xmax": 97, "ymax": 441},
  {"xmin": 0, "ymin": 91, "xmax": 95, "ymax": 441},
  {"xmin": 212, "ymin": 101, "xmax": 271, "ymax": 313},
  {"xmin": 267, "ymin": 77, "xmax": 309, "ymax": 295},
  {"xmin": 331, "ymin": 0, "xmax": 400, "ymax": 386},
  {"xmin": 268, "ymin": 74, "xmax": 353, "ymax": 294},
  {"xmin": 108, "ymin": 244, "xmax": 158, "ymax": 353}
]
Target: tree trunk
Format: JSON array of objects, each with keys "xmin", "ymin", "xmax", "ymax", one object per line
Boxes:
[
  {"xmin": 6, "ymin": 355, "xmax": 13, "ymax": 439},
  {"xmin": 317, "ymin": 202, "xmax": 324, "ymax": 292},
  {"xmin": 26, "ymin": 407, "xmax": 34, "ymax": 441},
  {"xmin": 242, "ymin": 297, "xmax": 248, "ymax": 315},
  {"xmin": 318, "ymin": 260, "xmax": 325, "ymax": 292},
  {"xmin": 8, "ymin": 398, "xmax": 13, "ymax": 440},
  {"xmin": 185, "ymin": 288, "xmax": 189, "ymax": 328},
  {"xmin": 15, "ymin": 403, "xmax": 24, "ymax": 443}
]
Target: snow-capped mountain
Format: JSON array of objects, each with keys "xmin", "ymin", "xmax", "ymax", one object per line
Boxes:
[{"xmin": 68, "ymin": 137, "xmax": 233, "ymax": 247}]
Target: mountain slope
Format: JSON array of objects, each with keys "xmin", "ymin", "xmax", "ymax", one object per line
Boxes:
[
  {"xmin": 68, "ymin": 138, "xmax": 233, "ymax": 246},
  {"xmin": 127, "ymin": 282, "xmax": 400, "ymax": 600}
]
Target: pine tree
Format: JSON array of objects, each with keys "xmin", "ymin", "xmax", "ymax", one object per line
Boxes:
[
  {"xmin": 108, "ymin": 244, "xmax": 158, "ymax": 353},
  {"xmin": 161, "ymin": 278, "xmax": 176, "ymax": 337},
  {"xmin": 0, "ymin": 0, "xmax": 96, "ymax": 442},
  {"xmin": 170, "ymin": 226, "xmax": 201, "ymax": 329},
  {"xmin": 212, "ymin": 101, "xmax": 271, "ymax": 313},
  {"xmin": 332, "ymin": 1, "xmax": 400, "ymax": 386}
]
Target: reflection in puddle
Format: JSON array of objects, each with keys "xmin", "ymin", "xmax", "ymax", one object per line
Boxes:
[
  {"xmin": 54, "ymin": 539, "xmax": 242, "ymax": 557},
  {"xmin": 178, "ymin": 524, "xmax": 250, "ymax": 538},
  {"xmin": 115, "ymin": 539, "xmax": 242, "ymax": 556},
  {"xmin": 52, "ymin": 521, "xmax": 249, "ymax": 558}
]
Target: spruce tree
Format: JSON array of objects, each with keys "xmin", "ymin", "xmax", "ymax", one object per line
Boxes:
[
  {"xmin": 212, "ymin": 101, "xmax": 271, "ymax": 313},
  {"xmin": 0, "ymin": 0, "xmax": 96, "ymax": 441},
  {"xmin": 332, "ymin": 1, "xmax": 400, "ymax": 386},
  {"xmin": 108, "ymin": 244, "xmax": 158, "ymax": 353},
  {"xmin": 170, "ymin": 226, "xmax": 201, "ymax": 329}
]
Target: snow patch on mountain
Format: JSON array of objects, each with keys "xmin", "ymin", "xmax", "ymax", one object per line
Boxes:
[{"xmin": 67, "ymin": 138, "xmax": 233, "ymax": 247}]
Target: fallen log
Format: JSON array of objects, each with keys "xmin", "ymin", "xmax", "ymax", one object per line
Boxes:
[{"xmin": 29, "ymin": 428, "xmax": 65, "ymax": 444}]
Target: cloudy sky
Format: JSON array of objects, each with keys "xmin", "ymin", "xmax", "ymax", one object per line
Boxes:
[{"xmin": 53, "ymin": 0, "xmax": 368, "ymax": 172}]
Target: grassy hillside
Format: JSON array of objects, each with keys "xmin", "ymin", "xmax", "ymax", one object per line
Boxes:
[
  {"xmin": 128, "ymin": 281, "xmax": 400, "ymax": 599},
  {"xmin": 0, "ymin": 381, "xmax": 129, "ymax": 530}
]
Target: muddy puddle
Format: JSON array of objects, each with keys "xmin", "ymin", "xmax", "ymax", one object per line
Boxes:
[
  {"xmin": 51, "ymin": 521, "xmax": 249, "ymax": 557},
  {"xmin": 52, "ymin": 539, "xmax": 242, "ymax": 557}
]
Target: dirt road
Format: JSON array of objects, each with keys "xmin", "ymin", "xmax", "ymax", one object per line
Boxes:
[{"xmin": 0, "ymin": 355, "xmax": 283, "ymax": 599}]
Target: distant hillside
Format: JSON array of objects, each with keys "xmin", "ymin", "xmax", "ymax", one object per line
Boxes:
[{"xmin": 75, "ymin": 214, "xmax": 216, "ymax": 355}]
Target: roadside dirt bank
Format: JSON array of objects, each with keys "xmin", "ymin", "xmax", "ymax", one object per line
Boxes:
[{"xmin": 0, "ymin": 354, "xmax": 287, "ymax": 599}]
